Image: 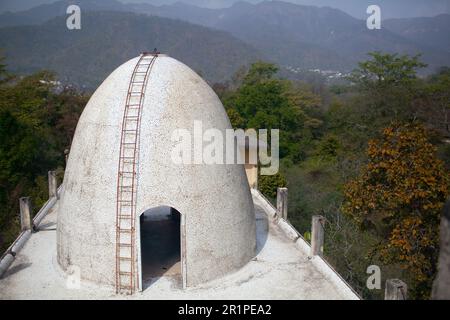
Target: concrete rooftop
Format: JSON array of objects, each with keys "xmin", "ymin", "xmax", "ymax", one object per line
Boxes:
[{"xmin": 0, "ymin": 191, "xmax": 359, "ymax": 300}]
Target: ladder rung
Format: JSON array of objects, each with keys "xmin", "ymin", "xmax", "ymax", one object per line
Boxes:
[
  {"xmin": 119, "ymin": 257, "xmax": 132, "ymax": 261},
  {"xmin": 118, "ymin": 243, "xmax": 132, "ymax": 247},
  {"xmin": 119, "ymin": 204, "xmax": 134, "ymax": 208},
  {"xmin": 118, "ymin": 197, "xmax": 133, "ymax": 203},
  {"xmin": 118, "ymin": 195, "xmax": 133, "ymax": 199},
  {"xmin": 120, "ymin": 162, "xmax": 136, "ymax": 166},
  {"xmin": 120, "ymin": 164, "xmax": 136, "ymax": 167},
  {"xmin": 119, "ymin": 190, "xmax": 134, "ymax": 194},
  {"xmin": 119, "ymin": 272, "xmax": 132, "ymax": 276},
  {"xmin": 119, "ymin": 215, "xmax": 132, "ymax": 219},
  {"xmin": 122, "ymin": 129, "xmax": 138, "ymax": 134},
  {"xmin": 118, "ymin": 229, "xmax": 132, "ymax": 233},
  {"xmin": 119, "ymin": 285, "xmax": 133, "ymax": 289}
]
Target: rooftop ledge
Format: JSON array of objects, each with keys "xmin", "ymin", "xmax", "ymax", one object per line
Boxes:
[{"xmin": 0, "ymin": 189, "xmax": 359, "ymax": 300}]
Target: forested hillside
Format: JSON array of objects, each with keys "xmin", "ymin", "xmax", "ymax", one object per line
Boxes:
[
  {"xmin": 384, "ymin": 14, "xmax": 450, "ymax": 52},
  {"xmin": 0, "ymin": 11, "xmax": 261, "ymax": 90},
  {"xmin": 1, "ymin": 0, "xmax": 449, "ymax": 82}
]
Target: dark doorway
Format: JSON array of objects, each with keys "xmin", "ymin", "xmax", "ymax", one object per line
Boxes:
[{"xmin": 140, "ymin": 206, "xmax": 181, "ymax": 289}]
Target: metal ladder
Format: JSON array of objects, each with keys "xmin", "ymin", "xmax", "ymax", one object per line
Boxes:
[{"xmin": 115, "ymin": 53, "xmax": 157, "ymax": 294}]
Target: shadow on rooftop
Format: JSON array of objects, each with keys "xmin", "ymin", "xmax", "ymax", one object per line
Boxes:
[
  {"xmin": 255, "ymin": 204, "xmax": 269, "ymax": 255},
  {"xmin": 2, "ymin": 262, "xmax": 32, "ymax": 279}
]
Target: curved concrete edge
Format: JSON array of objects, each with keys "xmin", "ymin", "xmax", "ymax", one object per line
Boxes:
[
  {"xmin": 252, "ymin": 189, "xmax": 361, "ymax": 300},
  {"xmin": 277, "ymin": 219, "xmax": 300, "ymax": 241},
  {"xmin": 0, "ymin": 185, "xmax": 62, "ymax": 278},
  {"xmin": 294, "ymin": 237, "xmax": 361, "ymax": 300},
  {"xmin": 251, "ymin": 189, "xmax": 276, "ymax": 218}
]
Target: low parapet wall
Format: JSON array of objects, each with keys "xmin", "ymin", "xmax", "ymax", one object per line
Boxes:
[
  {"xmin": 0, "ymin": 185, "xmax": 62, "ymax": 278},
  {"xmin": 251, "ymin": 188, "xmax": 361, "ymax": 300}
]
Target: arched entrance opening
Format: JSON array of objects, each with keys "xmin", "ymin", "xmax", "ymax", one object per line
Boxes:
[{"xmin": 138, "ymin": 206, "xmax": 184, "ymax": 290}]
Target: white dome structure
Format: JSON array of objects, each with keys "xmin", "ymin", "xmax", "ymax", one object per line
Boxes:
[{"xmin": 57, "ymin": 53, "xmax": 256, "ymax": 293}]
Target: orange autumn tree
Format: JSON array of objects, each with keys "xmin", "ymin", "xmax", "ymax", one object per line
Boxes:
[{"xmin": 342, "ymin": 122, "xmax": 449, "ymax": 298}]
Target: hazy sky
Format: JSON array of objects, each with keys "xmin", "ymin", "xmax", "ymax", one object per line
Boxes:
[{"xmin": 1, "ymin": 0, "xmax": 449, "ymax": 18}]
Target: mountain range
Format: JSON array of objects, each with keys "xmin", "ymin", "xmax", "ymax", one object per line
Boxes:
[
  {"xmin": 0, "ymin": 11, "xmax": 260, "ymax": 89},
  {"xmin": 1, "ymin": 0, "xmax": 449, "ymax": 18},
  {"xmin": 0, "ymin": 0, "xmax": 449, "ymax": 89}
]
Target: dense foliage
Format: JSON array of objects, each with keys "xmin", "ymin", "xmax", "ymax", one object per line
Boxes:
[
  {"xmin": 0, "ymin": 60, "xmax": 88, "ymax": 253},
  {"xmin": 258, "ymin": 173, "xmax": 287, "ymax": 199},
  {"xmin": 222, "ymin": 61, "xmax": 322, "ymax": 162},
  {"xmin": 343, "ymin": 123, "xmax": 449, "ymax": 298}
]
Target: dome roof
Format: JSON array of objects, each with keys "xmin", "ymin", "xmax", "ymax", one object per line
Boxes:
[{"xmin": 57, "ymin": 54, "xmax": 256, "ymax": 291}]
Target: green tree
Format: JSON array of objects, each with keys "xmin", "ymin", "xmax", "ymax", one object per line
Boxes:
[
  {"xmin": 350, "ymin": 52, "xmax": 427, "ymax": 120},
  {"xmin": 224, "ymin": 62, "xmax": 323, "ymax": 161},
  {"xmin": 243, "ymin": 61, "xmax": 279, "ymax": 85},
  {"xmin": 351, "ymin": 52, "xmax": 426, "ymax": 88},
  {"xmin": 259, "ymin": 172, "xmax": 287, "ymax": 199}
]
